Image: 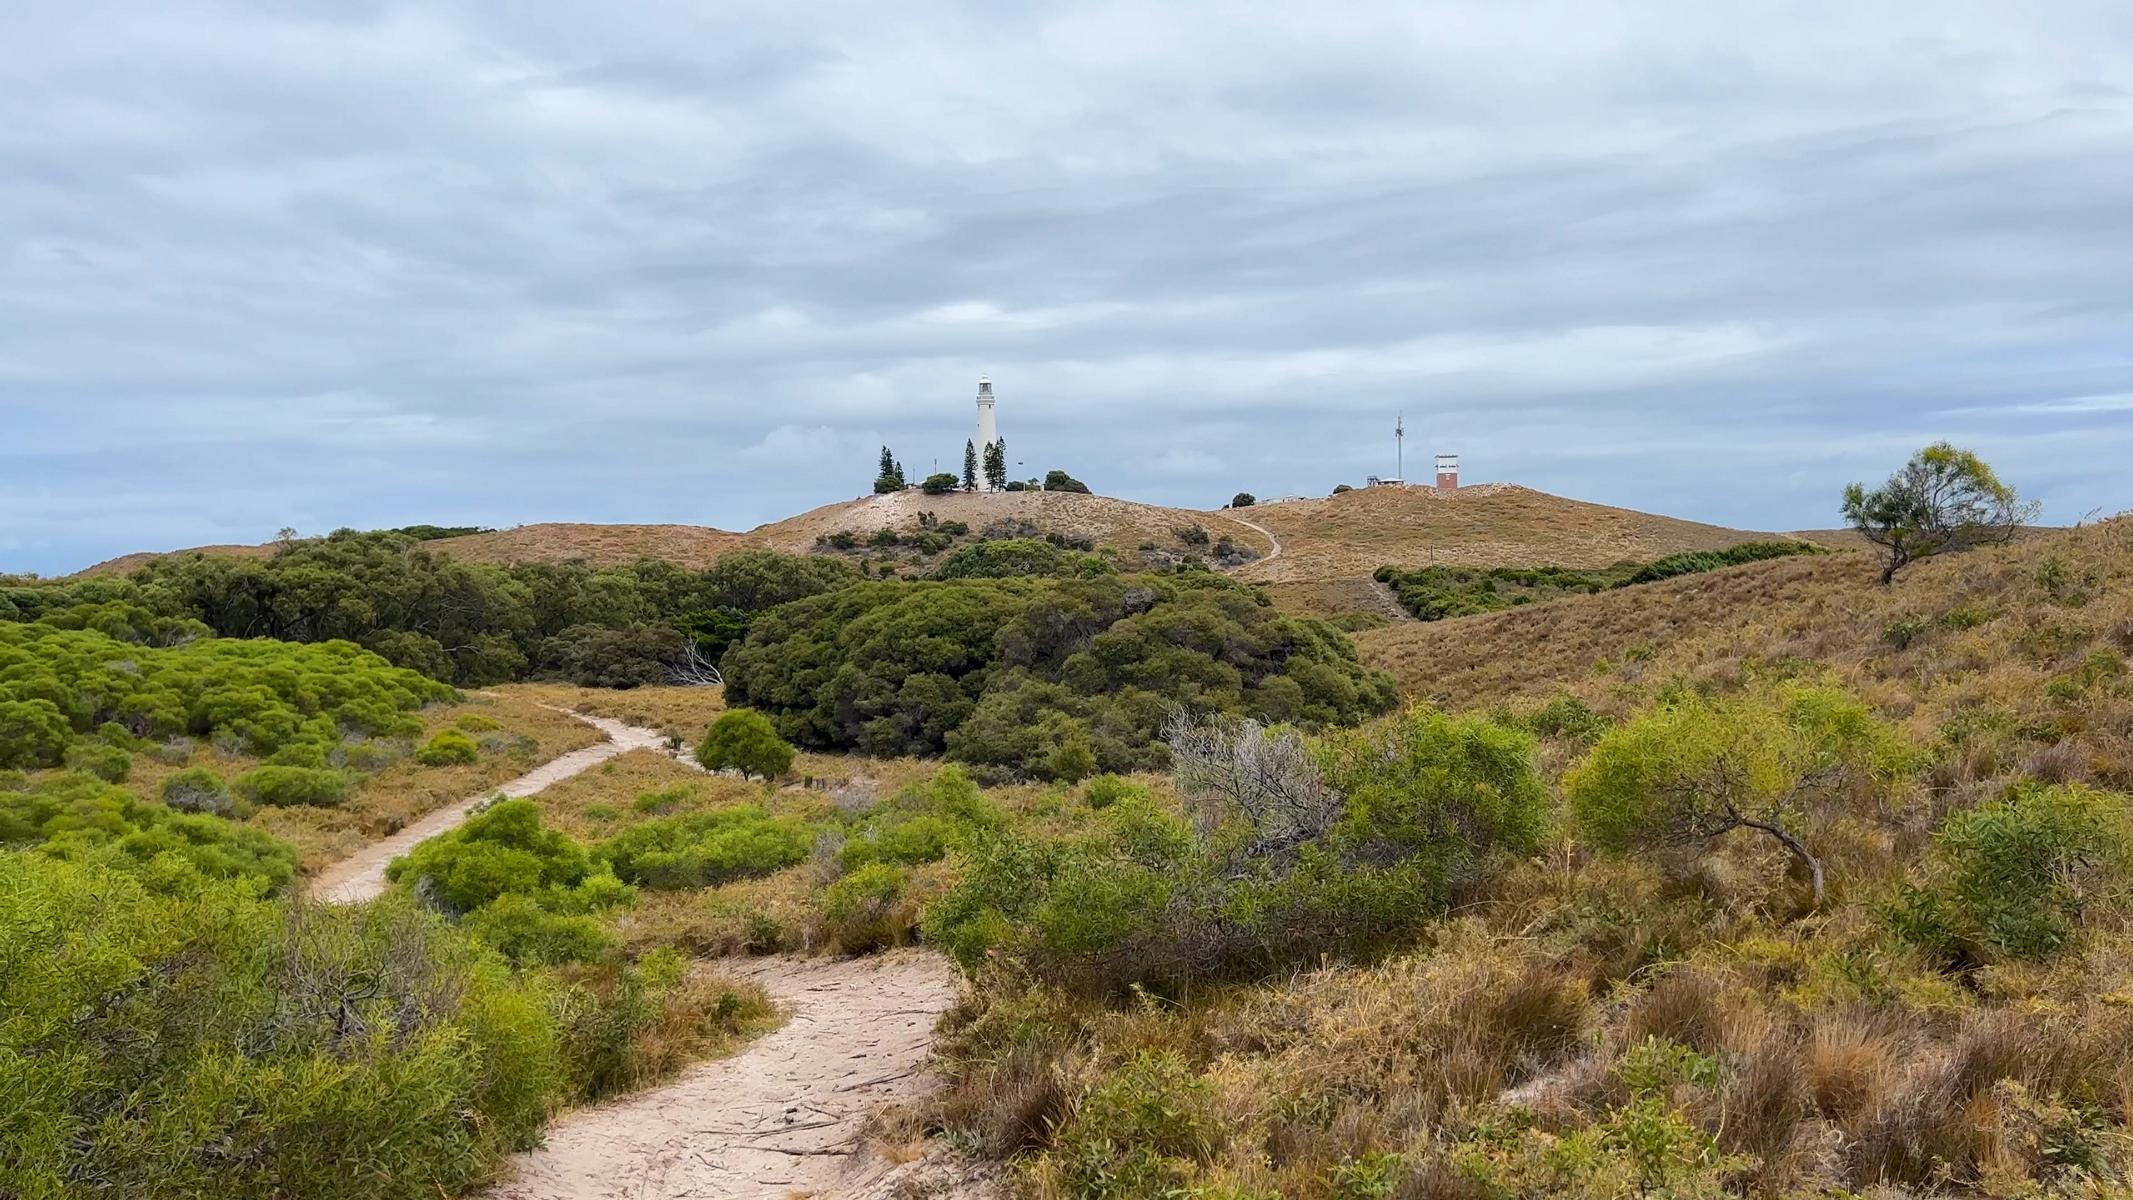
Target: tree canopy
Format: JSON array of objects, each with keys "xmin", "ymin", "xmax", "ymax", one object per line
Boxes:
[
  {"xmin": 1843, "ymin": 442, "xmax": 2036, "ymax": 583},
  {"xmin": 11, "ymin": 532, "xmax": 855, "ymax": 687},
  {"xmin": 720, "ymin": 572, "xmax": 1397, "ymax": 779}
]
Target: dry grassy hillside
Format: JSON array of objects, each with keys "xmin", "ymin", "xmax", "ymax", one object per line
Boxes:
[
  {"xmin": 1358, "ymin": 517, "xmax": 2133, "ymax": 787},
  {"xmin": 76, "ymin": 543, "xmax": 276, "ymax": 577},
  {"xmin": 422, "ymin": 523, "xmax": 749, "ymax": 569},
  {"xmin": 1234, "ymin": 483, "xmax": 1783, "ymax": 584},
  {"xmin": 744, "ymin": 489, "xmax": 1272, "ymax": 558},
  {"xmin": 73, "ymin": 490, "xmax": 1275, "ymax": 576}
]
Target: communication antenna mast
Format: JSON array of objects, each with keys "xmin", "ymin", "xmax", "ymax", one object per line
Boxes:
[{"xmin": 1395, "ymin": 413, "xmax": 1405, "ymax": 482}]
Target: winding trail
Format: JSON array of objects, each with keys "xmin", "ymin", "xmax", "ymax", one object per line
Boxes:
[
  {"xmin": 481, "ymin": 953, "xmax": 982, "ymax": 1200},
  {"xmin": 309, "ymin": 709, "xmax": 676, "ymax": 904},
  {"xmin": 307, "ymin": 709, "xmax": 994, "ymax": 1199},
  {"xmin": 1228, "ymin": 513, "xmax": 1283, "ymax": 567}
]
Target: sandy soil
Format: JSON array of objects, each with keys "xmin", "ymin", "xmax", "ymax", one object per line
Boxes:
[
  {"xmin": 481, "ymin": 952, "xmax": 999, "ymax": 1200},
  {"xmin": 308, "ymin": 709, "xmax": 675, "ymax": 904}
]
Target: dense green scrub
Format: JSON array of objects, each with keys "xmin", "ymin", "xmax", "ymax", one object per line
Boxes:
[
  {"xmin": 0, "ymin": 855, "xmax": 560, "ymax": 1200},
  {"xmin": 0, "ymin": 617, "xmax": 451, "ymax": 769},
  {"xmin": 1373, "ymin": 540, "xmax": 1822, "ymax": 621},
  {"xmin": 2, "ymin": 770, "xmax": 298, "ymax": 892},
  {"xmin": 721, "ymin": 573, "xmax": 1398, "ymax": 779},
  {"xmin": 0, "ymin": 807, "xmax": 771, "ymax": 1199},
  {"xmin": 925, "ymin": 708, "xmax": 1548, "ymax": 993},
  {"xmin": 3, "ymin": 535, "xmax": 859, "ymax": 687}
]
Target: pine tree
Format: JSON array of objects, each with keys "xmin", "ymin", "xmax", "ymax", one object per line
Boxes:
[
  {"xmin": 963, "ymin": 440, "xmax": 979, "ymax": 491},
  {"xmin": 874, "ymin": 445, "xmax": 906, "ymax": 494},
  {"xmin": 983, "ymin": 440, "xmax": 1006, "ymax": 491}
]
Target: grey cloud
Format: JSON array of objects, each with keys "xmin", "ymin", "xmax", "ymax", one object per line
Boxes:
[{"xmin": 5, "ymin": 0, "xmax": 2133, "ymax": 573}]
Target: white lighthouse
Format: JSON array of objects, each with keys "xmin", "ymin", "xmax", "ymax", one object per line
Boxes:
[{"xmin": 974, "ymin": 375, "xmax": 1001, "ymax": 463}]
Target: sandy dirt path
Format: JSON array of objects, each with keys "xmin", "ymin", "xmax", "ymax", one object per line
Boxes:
[
  {"xmin": 309, "ymin": 710, "xmax": 677, "ymax": 904},
  {"xmin": 480, "ymin": 951, "xmax": 989, "ymax": 1200},
  {"xmin": 1228, "ymin": 514, "xmax": 1283, "ymax": 566}
]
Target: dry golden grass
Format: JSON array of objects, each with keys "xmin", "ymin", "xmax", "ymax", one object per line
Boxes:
[
  {"xmin": 525, "ymin": 748, "xmax": 736, "ymax": 839},
  {"xmin": 1353, "ymin": 517, "xmax": 2133, "ymax": 793},
  {"xmin": 427, "ymin": 523, "xmax": 750, "ymax": 569},
  {"xmin": 69, "ymin": 489, "xmax": 1277, "ymax": 575},
  {"xmin": 494, "ymin": 682, "xmax": 728, "ymax": 743},
  {"xmin": 73, "ymin": 542, "xmax": 277, "ymax": 577},
  {"xmin": 1235, "ymin": 483, "xmax": 1783, "ymax": 585},
  {"xmin": 1257, "ymin": 578, "xmax": 1407, "ymax": 625}
]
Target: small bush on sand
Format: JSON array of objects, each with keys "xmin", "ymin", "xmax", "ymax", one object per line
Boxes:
[{"xmin": 818, "ymin": 863, "xmax": 915, "ymax": 953}]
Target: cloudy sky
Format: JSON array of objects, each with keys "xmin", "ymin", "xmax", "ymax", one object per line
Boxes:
[{"xmin": 6, "ymin": 1, "xmax": 2132, "ymax": 574}]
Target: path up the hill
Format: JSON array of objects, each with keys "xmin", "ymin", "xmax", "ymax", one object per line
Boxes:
[{"xmin": 309, "ymin": 709, "xmax": 676, "ymax": 903}]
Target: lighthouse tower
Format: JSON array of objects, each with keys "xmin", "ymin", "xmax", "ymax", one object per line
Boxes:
[{"xmin": 974, "ymin": 376, "xmax": 1001, "ymax": 460}]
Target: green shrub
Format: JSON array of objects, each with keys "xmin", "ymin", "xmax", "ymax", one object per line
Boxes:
[
  {"xmin": 838, "ymin": 766, "xmax": 1003, "ymax": 871},
  {"xmin": 0, "ymin": 856, "xmax": 565, "ymax": 1199},
  {"xmin": 2, "ymin": 772, "xmax": 296, "ymax": 893},
  {"xmin": 695, "ymin": 709, "xmax": 795, "ymax": 780},
  {"xmin": 161, "ymin": 765, "xmax": 234, "ymax": 816},
  {"xmin": 597, "ymin": 804, "xmax": 814, "ymax": 890},
  {"xmin": 1083, "ymin": 774, "xmax": 1147, "ymax": 809},
  {"xmin": 1521, "ymin": 695, "xmax": 1614, "ymax": 743},
  {"xmin": 931, "ymin": 712, "xmax": 1539, "ymax": 992},
  {"xmin": 1566, "ymin": 687, "xmax": 1905, "ymax": 902},
  {"xmin": 0, "ymin": 621, "xmax": 449, "ymax": 760},
  {"xmin": 1891, "ymin": 784, "xmax": 2133, "ymax": 961},
  {"xmin": 1050, "ymin": 1052, "xmax": 1214, "ymax": 1198},
  {"xmin": 1042, "ymin": 469, "xmax": 1092, "ymax": 494},
  {"xmin": 465, "ymin": 894, "xmax": 616, "ymax": 966},
  {"xmin": 1316, "ymin": 707, "xmax": 1549, "ymax": 880},
  {"xmin": 62, "ymin": 741, "xmax": 131, "ymax": 782},
  {"xmin": 537, "ymin": 622, "xmax": 686, "ymax": 688},
  {"xmin": 818, "ymin": 863, "xmax": 914, "ymax": 952},
  {"xmin": 455, "ymin": 713, "xmax": 501, "ymax": 732},
  {"xmin": 0, "ymin": 698, "xmax": 69, "ymax": 768},
  {"xmin": 1375, "ymin": 542, "xmax": 1821, "ymax": 622},
  {"xmin": 415, "ymin": 729, "xmax": 481, "ymax": 766},
  {"xmin": 235, "ymin": 764, "xmax": 351, "ymax": 808},
  {"xmin": 933, "ymin": 538, "xmax": 1107, "ymax": 581},
  {"xmin": 388, "ymin": 800, "xmax": 632, "ymax": 965},
  {"xmin": 389, "ymin": 799, "xmax": 614, "ymax": 915}
]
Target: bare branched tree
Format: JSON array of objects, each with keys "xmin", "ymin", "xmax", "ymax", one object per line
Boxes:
[
  {"xmin": 667, "ymin": 642, "xmax": 724, "ymax": 687},
  {"xmin": 1164, "ymin": 711, "xmax": 1341, "ymax": 864}
]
